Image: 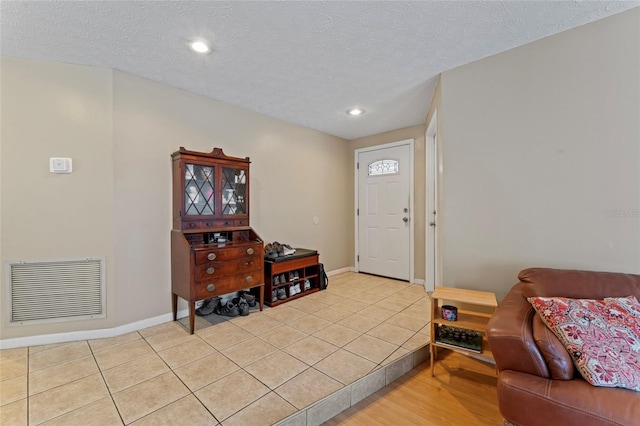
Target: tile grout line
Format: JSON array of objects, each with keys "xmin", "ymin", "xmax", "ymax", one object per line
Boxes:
[
  {"xmin": 88, "ymin": 338, "xmax": 127, "ymax": 426},
  {"xmin": 13, "ymin": 273, "xmax": 429, "ymax": 425}
]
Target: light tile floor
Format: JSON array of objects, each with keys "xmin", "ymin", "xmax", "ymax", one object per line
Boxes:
[{"xmin": 0, "ymin": 272, "xmax": 431, "ymax": 426}]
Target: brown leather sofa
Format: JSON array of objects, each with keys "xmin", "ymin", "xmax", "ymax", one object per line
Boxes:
[{"xmin": 486, "ymin": 267, "xmax": 640, "ymax": 426}]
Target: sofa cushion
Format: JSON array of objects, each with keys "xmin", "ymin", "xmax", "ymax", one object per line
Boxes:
[
  {"xmin": 532, "ymin": 314, "xmax": 575, "ymax": 380},
  {"xmin": 528, "ymin": 296, "xmax": 640, "ymax": 392}
]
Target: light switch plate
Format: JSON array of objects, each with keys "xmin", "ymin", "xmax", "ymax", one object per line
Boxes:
[{"xmin": 50, "ymin": 157, "xmax": 72, "ymax": 173}]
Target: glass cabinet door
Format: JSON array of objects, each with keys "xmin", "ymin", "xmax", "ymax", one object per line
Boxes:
[
  {"xmin": 221, "ymin": 167, "xmax": 247, "ymax": 215},
  {"xmin": 184, "ymin": 164, "xmax": 215, "ymax": 215}
]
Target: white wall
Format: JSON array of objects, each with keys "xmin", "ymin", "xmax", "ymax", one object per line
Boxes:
[{"xmin": 439, "ymin": 9, "xmax": 640, "ymax": 299}]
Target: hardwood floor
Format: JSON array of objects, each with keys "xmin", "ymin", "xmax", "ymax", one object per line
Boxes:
[{"xmin": 323, "ymin": 349, "xmax": 503, "ymax": 426}]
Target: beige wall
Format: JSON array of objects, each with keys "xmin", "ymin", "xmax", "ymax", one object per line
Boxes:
[
  {"xmin": 439, "ymin": 9, "xmax": 640, "ymax": 300},
  {"xmin": 349, "ymin": 125, "xmax": 426, "ymax": 280},
  {"xmin": 1, "ymin": 58, "xmax": 116, "ymax": 338},
  {"xmin": 1, "ymin": 58, "xmax": 351, "ymax": 339},
  {"xmin": 111, "ymin": 71, "xmax": 351, "ymax": 323}
]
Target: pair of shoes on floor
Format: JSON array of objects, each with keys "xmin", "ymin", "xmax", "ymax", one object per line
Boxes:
[
  {"xmin": 195, "ymin": 297, "xmax": 220, "ymax": 316},
  {"xmin": 289, "ymin": 283, "xmax": 302, "ymax": 295},
  {"xmin": 215, "ymin": 297, "xmax": 249, "ymax": 317},
  {"xmin": 241, "ymin": 291, "xmax": 256, "ymax": 307}
]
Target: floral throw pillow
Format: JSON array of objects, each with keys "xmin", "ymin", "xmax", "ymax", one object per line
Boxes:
[{"xmin": 528, "ymin": 296, "xmax": 640, "ymax": 391}]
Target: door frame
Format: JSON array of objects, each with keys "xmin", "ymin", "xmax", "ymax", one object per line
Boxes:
[
  {"xmin": 354, "ymin": 139, "xmax": 415, "ymax": 283},
  {"xmin": 425, "ymin": 110, "xmax": 442, "ymax": 291}
]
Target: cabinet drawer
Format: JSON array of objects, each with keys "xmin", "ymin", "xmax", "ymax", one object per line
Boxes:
[
  {"xmin": 195, "ymin": 260, "xmax": 261, "ymax": 281},
  {"xmin": 195, "ymin": 269, "xmax": 264, "ymax": 300},
  {"xmin": 182, "ymin": 221, "xmax": 202, "ymax": 230},
  {"xmin": 234, "ymin": 219, "xmax": 249, "ymax": 227},
  {"xmin": 195, "ymin": 244, "xmax": 261, "ymax": 264}
]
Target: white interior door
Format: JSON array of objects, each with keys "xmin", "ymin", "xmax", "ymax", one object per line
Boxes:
[{"xmin": 356, "ymin": 142, "xmax": 412, "ymax": 281}]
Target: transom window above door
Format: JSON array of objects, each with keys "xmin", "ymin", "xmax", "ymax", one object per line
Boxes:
[{"xmin": 368, "ymin": 159, "xmax": 399, "ymax": 176}]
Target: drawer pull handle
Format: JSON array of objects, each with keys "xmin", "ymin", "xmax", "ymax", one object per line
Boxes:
[
  {"xmin": 207, "ymin": 253, "xmax": 216, "ymax": 261},
  {"xmin": 245, "ymin": 276, "xmax": 253, "ymax": 283},
  {"xmin": 207, "ymin": 284, "xmax": 215, "ymax": 292},
  {"xmin": 206, "ymin": 267, "xmax": 215, "ymax": 275},
  {"xmin": 246, "ymin": 248, "xmax": 254, "ymax": 255}
]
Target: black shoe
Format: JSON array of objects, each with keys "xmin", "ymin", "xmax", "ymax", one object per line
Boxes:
[
  {"xmin": 277, "ymin": 288, "xmax": 287, "ymax": 300},
  {"xmin": 238, "ymin": 299, "xmax": 250, "ymax": 316},
  {"xmin": 242, "ymin": 292, "xmax": 256, "ymax": 307},
  {"xmin": 195, "ymin": 298, "xmax": 219, "ymax": 316},
  {"xmin": 232, "ymin": 296, "xmax": 251, "ymax": 316},
  {"xmin": 215, "ymin": 301, "xmax": 239, "ymax": 317}
]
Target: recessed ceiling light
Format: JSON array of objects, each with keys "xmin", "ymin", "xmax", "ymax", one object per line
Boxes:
[
  {"xmin": 188, "ymin": 38, "xmax": 212, "ymax": 54},
  {"xmin": 347, "ymin": 108, "xmax": 365, "ymax": 116}
]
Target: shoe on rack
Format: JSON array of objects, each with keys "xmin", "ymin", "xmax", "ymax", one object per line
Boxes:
[
  {"xmin": 289, "ymin": 285, "xmax": 296, "ymax": 296},
  {"xmin": 195, "ymin": 298, "xmax": 219, "ymax": 316},
  {"xmin": 289, "ymin": 271, "xmax": 296, "ymax": 282},
  {"xmin": 277, "ymin": 288, "xmax": 287, "ymax": 300},
  {"xmin": 280, "ymin": 273, "xmax": 286, "ymax": 284},
  {"xmin": 272, "ymin": 289, "xmax": 277, "ymax": 303},
  {"xmin": 304, "ymin": 279, "xmax": 311, "ymax": 290},
  {"xmin": 274, "ymin": 275, "xmax": 280, "ymax": 285},
  {"xmin": 273, "ymin": 242, "xmax": 285, "ymax": 257},
  {"xmin": 264, "ymin": 242, "xmax": 278, "ymax": 260},
  {"xmin": 294, "ymin": 271, "xmax": 300, "ymax": 280},
  {"xmin": 294, "ymin": 283, "xmax": 301, "ymax": 294},
  {"xmin": 215, "ymin": 301, "xmax": 239, "ymax": 317},
  {"xmin": 282, "ymin": 244, "xmax": 296, "ymax": 256}
]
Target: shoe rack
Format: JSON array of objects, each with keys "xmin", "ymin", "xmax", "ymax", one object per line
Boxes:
[{"xmin": 264, "ymin": 249, "xmax": 320, "ymax": 307}]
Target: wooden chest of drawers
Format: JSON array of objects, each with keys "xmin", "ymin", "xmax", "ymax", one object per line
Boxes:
[
  {"xmin": 170, "ymin": 147, "xmax": 265, "ymax": 334},
  {"xmin": 171, "ymin": 230, "xmax": 264, "ymax": 334}
]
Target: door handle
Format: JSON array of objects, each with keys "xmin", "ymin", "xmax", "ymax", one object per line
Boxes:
[{"xmin": 403, "ymin": 217, "xmax": 409, "ymax": 223}]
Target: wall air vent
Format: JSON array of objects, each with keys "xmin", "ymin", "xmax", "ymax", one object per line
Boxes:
[{"xmin": 7, "ymin": 258, "xmax": 106, "ymax": 325}]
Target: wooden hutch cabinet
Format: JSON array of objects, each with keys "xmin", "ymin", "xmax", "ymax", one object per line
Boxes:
[{"xmin": 171, "ymin": 147, "xmax": 264, "ymax": 334}]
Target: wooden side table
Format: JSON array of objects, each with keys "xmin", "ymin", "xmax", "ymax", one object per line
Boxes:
[{"xmin": 430, "ymin": 287, "xmax": 498, "ymax": 376}]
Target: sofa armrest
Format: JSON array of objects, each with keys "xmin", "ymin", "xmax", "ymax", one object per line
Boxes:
[{"xmin": 486, "ymin": 283, "xmax": 549, "ymax": 378}]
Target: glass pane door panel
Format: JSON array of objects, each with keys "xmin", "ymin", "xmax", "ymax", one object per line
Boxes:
[
  {"xmin": 221, "ymin": 167, "xmax": 247, "ymax": 215},
  {"xmin": 185, "ymin": 164, "xmax": 215, "ymax": 215}
]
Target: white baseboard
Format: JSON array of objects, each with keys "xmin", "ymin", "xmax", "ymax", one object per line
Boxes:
[
  {"xmin": 0, "ymin": 309, "xmax": 189, "ymax": 350},
  {"xmin": 1, "ymin": 266, "xmax": 357, "ymax": 349},
  {"xmin": 413, "ymin": 278, "xmax": 425, "ymax": 285},
  {"xmin": 327, "ymin": 267, "xmax": 352, "ymax": 276}
]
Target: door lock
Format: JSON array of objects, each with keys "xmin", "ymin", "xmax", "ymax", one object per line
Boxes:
[
  {"xmin": 403, "ymin": 217, "xmax": 409, "ymax": 223},
  {"xmin": 429, "ymin": 222, "xmax": 436, "ymax": 227}
]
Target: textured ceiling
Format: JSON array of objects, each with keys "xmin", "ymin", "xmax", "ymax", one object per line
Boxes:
[{"xmin": 1, "ymin": 1, "xmax": 638, "ymax": 140}]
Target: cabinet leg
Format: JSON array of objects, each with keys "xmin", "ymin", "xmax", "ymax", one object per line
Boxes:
[
  {"xmin": 172, "ymin": 293, "xmax": 178, "ymax": 321},
  {"xmin": 259, "ymin": 286, "xmax": 264, "ymax": 311},
  {"xmin": 430, "ymin": 344, "xmax": 435, "ymax": 376},
  {"xmin": 189, "ymin": 302, "xmax": 196, "ymax": 335}
]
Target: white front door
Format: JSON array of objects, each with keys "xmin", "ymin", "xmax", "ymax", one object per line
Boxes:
[{"xmin": 356, "ymin": 141, "xmax": 413, "ymax": 281}]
